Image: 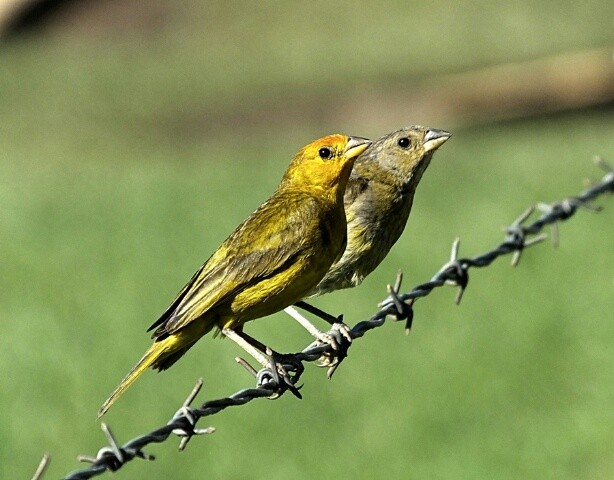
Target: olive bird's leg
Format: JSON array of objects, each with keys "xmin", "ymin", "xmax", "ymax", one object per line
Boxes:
[
  {"xmin": 284, "ymin": 302, "xmax": 352, "ymax": 374},
  {"xmin": 288, "ymin": 301, "xmax": 353, "ymax": 346}
]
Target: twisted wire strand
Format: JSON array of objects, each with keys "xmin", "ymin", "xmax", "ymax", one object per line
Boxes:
[{"xmin": 61, "ymin": 159, "xmax": 612, "ymax": 480}]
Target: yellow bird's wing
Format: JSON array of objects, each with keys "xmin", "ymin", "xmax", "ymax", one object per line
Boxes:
[{"xmin": 149, "ymin": 193, "xmax": 325, "ymax": 338}]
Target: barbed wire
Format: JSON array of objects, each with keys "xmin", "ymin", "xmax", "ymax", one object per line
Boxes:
[{"xmin": 57, "ymin": 157, "xmax": 612, "ymax": 480}]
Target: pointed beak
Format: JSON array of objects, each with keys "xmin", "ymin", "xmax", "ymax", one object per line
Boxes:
[
  {"xmin": 423, "ymin": 129, "xmax": 451, "ymax": 153},
  {"xmin": 344, "ymin": 136, "xmax": 372, "ymax": 160}
]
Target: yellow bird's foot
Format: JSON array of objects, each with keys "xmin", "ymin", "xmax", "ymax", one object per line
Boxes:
[
  {"xmin": 267, "ymin": 350, "xmax": 305, "ymax": 398},
  {"xmin": 235, "ymin": 350, "xmax": 304, "ymax": 400},
  {"xmin": 223, "ymin": 328, "xmax": 304, "ymax": 398}
]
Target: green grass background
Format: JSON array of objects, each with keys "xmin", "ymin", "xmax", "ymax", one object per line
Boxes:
[{"xmin": 1, "ymin": 1, "xmax": 613, "ymax": 478}]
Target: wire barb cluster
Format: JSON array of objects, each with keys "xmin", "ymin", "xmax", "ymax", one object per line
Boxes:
[{"xmin": 61, "ymin": 158, "xmax": 612, "ymax": 480}]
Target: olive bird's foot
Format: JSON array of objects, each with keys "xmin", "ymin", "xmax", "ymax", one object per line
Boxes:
[
  {"xmin": 284, "ymin": 305, "xmax": 352, "ymax": 350},
  {"xmin": 306, "ymin": 323, "xmax": 352, "ymax": 378}
]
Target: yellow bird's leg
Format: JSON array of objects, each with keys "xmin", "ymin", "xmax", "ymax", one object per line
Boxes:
[
  {"xmin": 221, "ymin": 327, "xmax": 269, "ymax": 366},
  {"xmin": 222, "ymin": 328, "xmax": 305, "ymax": 390}
]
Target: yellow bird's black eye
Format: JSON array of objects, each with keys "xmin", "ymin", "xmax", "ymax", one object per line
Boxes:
[
  {"xmin": 397, "ymin": 137, "xmax": 411, "ymax": 148},
  {"xmin": 318, "ymin": 147, "xmax": 332, "ymax": 159}
]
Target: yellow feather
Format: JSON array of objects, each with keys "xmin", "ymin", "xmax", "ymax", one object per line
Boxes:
[
  {"xmin": 97, "ymin": 320, "xmax": 212, "ymax": 417},
  {"xmin": 97, "ymin": 336, "xmax": 176, "ymax": 418}
]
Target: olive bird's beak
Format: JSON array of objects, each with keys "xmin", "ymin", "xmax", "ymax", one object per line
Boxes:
[{"xmin": 423, "ymin": 129, "xmax": 452, "ymax": 153}]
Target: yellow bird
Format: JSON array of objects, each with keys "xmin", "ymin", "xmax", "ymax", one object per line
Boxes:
[{"xmin": 98, "ymin": 134, "xmax": 371, "ymax": 417}]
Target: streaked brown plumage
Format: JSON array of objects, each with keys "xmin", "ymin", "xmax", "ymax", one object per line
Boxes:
[{"xmin": 309, "ymin": 125, "xmax": 451, "ymax": 296}]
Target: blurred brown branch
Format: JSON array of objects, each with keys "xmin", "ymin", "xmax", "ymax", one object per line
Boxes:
[
  {"xmin": 340, "ymin": 47, "xmax": 614, "ymax": 132},
  {"xmin": 0, "ymin": 0, "xmax": 37, "ymax": 32},
  {"xmin": 166, "ymin": 47, "xmax": 614, "ymax": 136},
  {"xmin": 2, "ymin": 1, "xmax": 611, "ymax": 130}
]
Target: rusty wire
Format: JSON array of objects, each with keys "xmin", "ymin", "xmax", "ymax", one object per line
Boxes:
[{"xmin": 59, "ymin": 158, "xmax": 612, "ymax": 480}]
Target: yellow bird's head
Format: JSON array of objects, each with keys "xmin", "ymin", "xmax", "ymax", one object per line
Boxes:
[{"xmin": 282, "ymin": 134, "xmax": 371, "ymax": 197}]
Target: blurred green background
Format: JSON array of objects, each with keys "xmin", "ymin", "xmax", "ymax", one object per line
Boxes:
[{"xmin": 1, "ymin": 1, "xmax": 613, "ymax": 479}]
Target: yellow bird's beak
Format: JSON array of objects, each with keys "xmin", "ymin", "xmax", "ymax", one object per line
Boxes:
[
  {"xmin": 344, "ymin": 136, "xmax": 372, "ymax": 159},
  {"xmin": 423, "ymin": 129, "xmax": 451, "ymax": 153}
]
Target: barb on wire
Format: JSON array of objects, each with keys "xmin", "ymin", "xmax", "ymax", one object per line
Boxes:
[
  {"xmin": 377, "ymin": 155, "xmax": 613, "ymax": 328},
  {"xmin": 61, "ymin": 159, "xmax": 612, "ymax": 480},
  {"xmin": 32, "ymin": 453, "xmax": 50, "ymax": 480}
]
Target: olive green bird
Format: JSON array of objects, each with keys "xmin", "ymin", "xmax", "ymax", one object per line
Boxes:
[
  {"xmin": 285, "ymin": 126, "xmax": 450, "ymax": 343},
  {"xmin": 98, "ymin": 134, "xmax": 371, "ymax": 417}
]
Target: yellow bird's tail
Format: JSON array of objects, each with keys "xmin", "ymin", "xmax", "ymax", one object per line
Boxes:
[{"xmin": 98, "ymin": 335, "xmax": 183, "ymax": 418}]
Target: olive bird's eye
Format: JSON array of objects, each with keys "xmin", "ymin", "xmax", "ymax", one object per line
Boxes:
[
  {"xmin": 318, "ymin": 147, "xmax": 332, "ymax": 159},
  {"xmin": 397, "ymin": 137, "xmax": 411, "ymax": 148}
]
